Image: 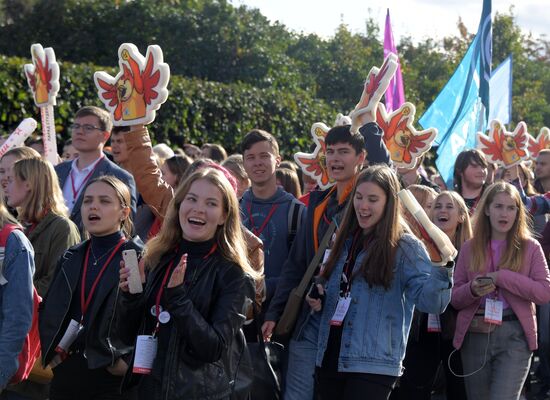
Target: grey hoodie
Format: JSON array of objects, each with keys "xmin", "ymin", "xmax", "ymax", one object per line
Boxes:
[{"xmin": 241, "ymin": 187, "xmax": 305, "ymax": 301}]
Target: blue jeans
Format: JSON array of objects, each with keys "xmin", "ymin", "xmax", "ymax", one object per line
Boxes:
[
  {"xmin": 283, "ymin": 313, "xmax": 319, "ymax": 400},
  {"xmin": 461, "ymin": 320, "xmax": 532, "ymax": 400}
]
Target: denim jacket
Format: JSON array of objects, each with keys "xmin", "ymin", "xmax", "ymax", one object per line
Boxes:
[
  {"xmin": 0, "ymin": 230, "xmax": 35, "ymax": 389},
  {"xmin": 315, "ymin": 233, "xmax": 453, "ymax": 377}
]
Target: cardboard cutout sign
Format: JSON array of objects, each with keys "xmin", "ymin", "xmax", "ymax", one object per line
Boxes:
[
  {"xmin": 0, "ymin": 118, "xmax": 37, "ymax": 157},
  {"xmin": 376, "ymin": 102, "xmax": 437, "ymax": 169},
  {"xmin": 527, "ymin": 127, "xmax": 550, "ymax": 160},
  {"xmin": 477, "ymin": 120, "xmax": 530, "ymax": 167},
  {"xmin": 294, "ymin": 114, "xmax": 351, "ymax": 190},
  {"xmin": 94, "ymin": 43, "xmax": 170, "ymax": 126},
  {"xmin": 24, "ymin": 44, "xmax": 60, "ymax": 107},
  {"xmin": 24, "ymin": 44, "xmax": 60, "ymax": 165},
  {"xmin": 350, "ymin": 53, "xmax": 398, "ymax": 134}
]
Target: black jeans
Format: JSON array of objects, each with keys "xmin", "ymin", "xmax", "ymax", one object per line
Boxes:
[
  {"xmin": 316, "ymin": 368, "xmax": 397, "ymax": 400},
  {"xmin": 390, "ymin": 330, "xmax": 466, "ymax": 400},
  {"xmin": 50, "ymin": 353, "xmax": 128, "ymax": 400}
]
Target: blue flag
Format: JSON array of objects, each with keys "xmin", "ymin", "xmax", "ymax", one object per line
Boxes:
[
  {"xmin": 419, "ymin": 0, "xmax": 492, "ymax": 188},
  {"xmin": 488, "ymin": 55, "xmax": 513, "ymax": 124}
]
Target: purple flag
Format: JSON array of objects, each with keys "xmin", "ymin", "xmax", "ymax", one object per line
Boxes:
[{"xmin": 383, "ymin": 9, "xmax": 405, "ymax": 112}]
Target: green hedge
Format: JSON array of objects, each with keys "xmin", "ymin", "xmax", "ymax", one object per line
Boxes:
[{"xmin": 0, "ymin": 55, "xmax": 334, "ymax": 157}]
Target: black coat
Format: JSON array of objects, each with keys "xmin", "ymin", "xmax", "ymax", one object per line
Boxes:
[
  {"xmin": 39, "ymin": 236, "xmax": 143, "ymax": 369},
  {"xmin": 119, "ymin": 248, "xmax": 255, "ymax": 400}
]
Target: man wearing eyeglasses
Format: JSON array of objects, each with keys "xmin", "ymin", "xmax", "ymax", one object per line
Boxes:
[{"xmin": 55, "ymin": 106, "xmax": 137, "ymax": 235}]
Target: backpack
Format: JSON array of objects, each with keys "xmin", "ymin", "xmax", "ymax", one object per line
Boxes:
[{"xmin": 0, "ymin": 224, "xmax": 42, "ymax": 385}]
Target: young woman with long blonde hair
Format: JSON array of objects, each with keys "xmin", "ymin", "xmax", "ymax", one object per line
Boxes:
[
  {"xmin": 119, "ymin": 167, "xmax": 259, "ymax": 400},
  {"xmin": 5, "ymin": 158, "xmax": 80, "ymax": 296},
  {"xmin": 451, "ymin": 182, "xmax": 550, "ymax": 400},
  {"xmin": 393, "ymin": 190, "xmax": 471, "ymax": 400}
]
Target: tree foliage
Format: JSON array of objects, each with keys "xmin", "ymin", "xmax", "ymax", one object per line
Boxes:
[{"xmin": 0, "ymin": 0, "xmax": 548, "ymax": 156}]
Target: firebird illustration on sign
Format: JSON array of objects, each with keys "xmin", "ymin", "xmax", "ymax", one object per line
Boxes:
[
  {"xmin": 294, "ymin": 114, "xmax": 351, "ymax": 190},
  {"xmin": 477, "ymin": 120, "xmax": 530, "ymax": 167},
  {"xmin": 527, "ymin": 127, "xmax": 550, "ymax": 160},
  {"xmin": 376, "ymin": 102, "xmax": 437, "ymax": 169},
  {"xmin": 94, "ymin": 43, "xmax": 170, "ymax": 126},
  {"xmin": 24, "ymin": 44, "xmax": 60, "ymax": 107}
]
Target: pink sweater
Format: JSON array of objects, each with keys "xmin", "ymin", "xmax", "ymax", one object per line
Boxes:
[{"xmin": 451, "ymin": 237, "xmax": 550, "ymax": 351}]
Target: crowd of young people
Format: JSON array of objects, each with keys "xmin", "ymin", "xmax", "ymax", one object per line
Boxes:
[{"xmin": 0, "ymin": 103, "xmax": 549, "ymax": 400}]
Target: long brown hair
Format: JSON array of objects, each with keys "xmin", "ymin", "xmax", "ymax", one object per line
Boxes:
[
  {"xmin": 143, "ymin": 168, "xmax": 260, "ymax": 281},
  {"xmin": 470, "ymin": 182, "xmax": 531, "ymax": 272},
  {"xmin": 13, "ymin": 158, "xmax": 68, "ymax": 223},
  {"xmin": 322, "ymin": 165, "xmax": 407, "ymax": 289}
]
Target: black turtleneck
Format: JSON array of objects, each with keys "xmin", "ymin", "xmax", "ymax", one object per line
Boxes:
[
  {"xmin": 144, "ymin": 237, "xmax": 218, "ymax": 380},
  {"xmin": 69, "ymin": 230, "xmax": 126, "ymax": 347},
  {"xmin": 84, "ymin": 231, "xmax": 125, "ymax": 296}
]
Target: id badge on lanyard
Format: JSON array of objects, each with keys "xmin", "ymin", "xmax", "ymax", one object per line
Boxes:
[
  {"xmin": 484, "ymin": 298, "xmax": 503, "ymax": 325},
  {"xmin": 427, "ymin": 314, "xmax": 442, "ymax": 333},
  {"xmin": 133, "ymin": 335, "xmax": 158, "ymax": 374},
  {"xmin": 330, "ymin": 296, "xmax": 351, "ymax": 326}
]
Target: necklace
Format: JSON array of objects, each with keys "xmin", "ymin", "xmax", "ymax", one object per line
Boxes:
[{"xmin": 90, "ymin": 242, "xmax": 122, "ymax": 266}]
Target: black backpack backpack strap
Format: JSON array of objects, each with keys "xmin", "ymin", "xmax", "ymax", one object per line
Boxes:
[{"xmin": 287, "ymin": 200, "xmax": 303, "ymax": 250}]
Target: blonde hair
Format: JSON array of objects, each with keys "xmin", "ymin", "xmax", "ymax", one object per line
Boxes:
[
  {"xmin": 13, "ymin": 158, "xmax": 68, "ymax": 223},
  {"xmin": 82, "ymin": 176, "xmax": 134, "ymax": 238},
  {"xmin": 143, "ymin": 168, "xmax": 260, "ymax": 281},
  {"xmin": 430, "ymin": 191, "xmax": 472, "ymax": 251},
  {"xmin": 470, "ymin": 182, "xmax": 531, "ymax": 272},
  {"xmin": 0, "ymin": 195, "xmax": 18, "ymax": 227},
  {"xmin": 2, "ymin": 146, "xmax": 41, "ymax": 160}
]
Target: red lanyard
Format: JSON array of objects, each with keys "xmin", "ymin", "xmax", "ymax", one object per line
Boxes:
[
  {"xmin": 70, "ymin": 157, "xmax": 104, "ymax": 200},
  {"xmin": 322, "ymin": 211, "xmax": 331, "ymax": 226},
  {"xmin": 80, "ymin": 237, "xmax": 126, "ymax": 322},
  {"xmin": 153, "ymin": 243, "xmax": 217, "ymax": 335},
  {"xmin": 246, "ymin": 202, "xmax": 279, "ymax": 237}
]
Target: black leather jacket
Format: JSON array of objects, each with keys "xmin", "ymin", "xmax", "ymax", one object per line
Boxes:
[
  {"xmin": 119, "ymin": 248, "xmax": 255, "ymax": 400},
  {"xmin": 39, "ymin": 236, "xmax": 143, "ymax": 369}
]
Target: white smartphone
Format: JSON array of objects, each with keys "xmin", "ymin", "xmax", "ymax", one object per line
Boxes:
[{"xmin": 122, "ymin": 249, "xmax": 143, "ymax": 294}]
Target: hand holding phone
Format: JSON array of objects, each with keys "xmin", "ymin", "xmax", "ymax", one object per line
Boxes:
[
  {"xmin": 123, "ymin": 249, "xmax": 143, "ymax": 294},
  {"xmin": 471, "ymin": 276, "xmax": 496, "ymax": 297},
  {"xmin": 475, "ymin": 276, "xmax": 494, "ymax": 286}
]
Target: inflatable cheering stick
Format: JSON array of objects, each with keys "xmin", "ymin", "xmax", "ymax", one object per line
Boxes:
[
  {"xmin": 0, "ymin": 118, "xmax": 38, "ymax": 157},
  {"xmin": 94, "ymin": 43, "xmax": 170, "ymax": 126},
  {"xmin": 350, "ymin": 53, "xmax": 398, "ymax": 134},
  {"xmin": 398, "ymin": 189, "xmax": 457, "ymax": 266}
]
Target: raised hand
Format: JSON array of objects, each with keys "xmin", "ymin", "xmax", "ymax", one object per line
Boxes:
[{"xmin": 167, "ymin": 254, "xmax": 187, "ymax": 289}]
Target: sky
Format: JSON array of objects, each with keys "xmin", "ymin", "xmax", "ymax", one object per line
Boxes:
[{"xmin": 234, "ymin": 0, "xmax": 548, "ymax": 43}]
